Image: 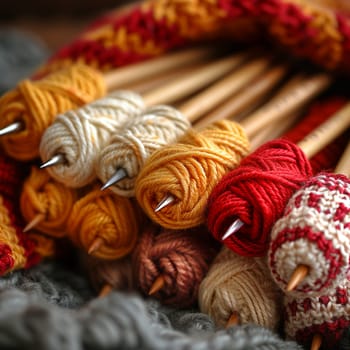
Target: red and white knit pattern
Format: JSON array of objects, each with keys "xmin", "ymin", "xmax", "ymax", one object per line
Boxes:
[
  {"xmin": 269, "ymin": 173, "xmax": 350, "ymax": 297},
  {"xmin": 284, "ymin": 276, "xmax": 350, "ymax": 349}
]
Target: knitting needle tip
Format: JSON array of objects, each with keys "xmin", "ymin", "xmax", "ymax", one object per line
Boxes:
[
  {"xmin": 221, "ymin": 219, "xmax": 244, "ymax": 241},
  {"xmin": 88, "ymin": 237, "xmax": 104, "ymax": 255},
  {"xmin": 286, "ymin": 264, "xmax": 309, "ymax": 292},
  {"xmin": 0, "ymin": 121, "xmax": 23, "ymax": 136},
  {"xmin": 310, "ymin": 334, "xmax": 322, "ymax": 350},
  {"xmin": 225, "ymin": 311, "xmax": 240, "ymax": 328},
  {"xmin": 40, "ymin": 154, "xmax": 66, "ymax": 169},
  {"xmin": 154, "ymin": 195, "xmax": 175, "ymax": 212},
  {"xmin": 98, "ymin": 284, "xmax": 113, "ymax": 298},
  {"xmin": 23, "ymin": 213, "xmax": 45, "ymax": 232},
  {"xmin": 101, "ymin": 168, "xmax": 128, "ymax": 191},
  {"xmin": 148, "ymin": 275, "xmax": 165, "ymax": 295}
]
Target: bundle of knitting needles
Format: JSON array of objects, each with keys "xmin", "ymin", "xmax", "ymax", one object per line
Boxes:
[{"xmin": 2, "ymin": 41, "xmax": 350, "ymax": 350}]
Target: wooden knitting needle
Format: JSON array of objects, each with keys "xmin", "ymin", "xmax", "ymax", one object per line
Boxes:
[
  {"xmin": 225, "ymin": 311, "xmax": 240, "ymax": 328},
  {"xmin": 100, "ymin": 54, "xmax": 275, "ymax": 191},
  {"xmin": 0, "ymin": 44, "xmax": 227, "ymax": 137},
  {"xmin": 286, "ymin": 138, "xmax": 350, "ymax": 292},
  {"xmin": 148, "ymin": 275, "xmax": 166, "ymax": 295},
  {"xmin": 40, "ymin": 49, "xmax": 254, "ymax": 169},
  {"xmin": 222, "ymin": 100, "xmax": 350, "ymax": 242},
  {"xmin": 155, "ymin": 71, "xmax": 332, "ymax": 214},
  {"xmin": 310, "ymin": 334, "xmax": 322, "ymax": 350}
]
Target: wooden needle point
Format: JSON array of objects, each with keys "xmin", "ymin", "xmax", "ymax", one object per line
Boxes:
[
  {"xmin": 88, "ymin": 237, "xmax": 104, "ymax": 255},
  {"xmin": 226, "ymin": 311, "xmax": 240, "ymax": 328},
  {"xmin": 286, "ymin": 264, "xmax": 310, "ymax": 292},
  {"xmin": 23, "ymin": 213, "xmax": 45, "ymax": 232},
  {"xmin": 98, "ymin": 284, "xmax": 113, "ymax": 298},
  {"xmin": 310, "ymin": 334, "xmax": 322, "ymax": 350},
  {"xmin": 148, "ymin": 275, "xmax": 165, "ymax": 295},
  {"xmin": 221, "ymin": 218, "xmax": 245, "ymax": 241}
]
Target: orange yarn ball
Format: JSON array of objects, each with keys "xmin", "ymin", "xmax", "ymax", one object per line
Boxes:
[
  {"xmin": 0, "ymin": 64, "xmax": 106, "ymax": 160},
  {"xmin": 67, "ymin": 186, "xmax": 142, "ymax": 260},
  {"xmin": 20, "ymin": 167, "xmax": 78, "ymax": 238},
  {"xmin": 135, "ymin": 120, "xmax": 250, "ymax": 229}
]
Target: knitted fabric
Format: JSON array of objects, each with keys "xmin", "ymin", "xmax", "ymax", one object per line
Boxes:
[
  {"xmin": 40, "ymin": 90, "xmax": 146, "ymax": 188},
  {"xmin": 269, "ymin": 172, "xmax": 350, "ymax": 297},
  {"xmin": 135, "ymin": 120, "xmax": 250, "ymax": 229},
  {"xmin": 132, "ymin": 223, "xmax": 220, "ymax": 308},
  {"xmin": 96, "ymin": 104, "xmax": 190, "ymax": 197},
  {"xmin": 284, "ymin": 276, "xmax": 350, "ymax": 349},
  {"xmin": 207, "ymin": 138, "xmax": 313, "ymax": 257},
  {"xmin": 38, "ymin": 0, "xmax": 350, "ymax": 75},
  {"xmin": 0, "ymin": 260, "xmax": 303, "ymax": 350},
  {"xmin": 198, "ymin": 247, "xmax": 282, "ymax": 330}
]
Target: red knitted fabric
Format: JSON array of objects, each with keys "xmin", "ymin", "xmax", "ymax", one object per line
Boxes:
[
  {"xmin": 132, "ymin": 222, "xmax": 220, "ymax": 308},
  {"xmin": 207, "ymin": 139, "xmax": 313, "ymax": 257}
]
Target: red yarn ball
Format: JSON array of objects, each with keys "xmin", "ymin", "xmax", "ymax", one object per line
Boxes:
[
  {"xmin": 132, "ymin": 223, "xmax": 220, "ymax": 308},
  {"xmin": 207, "ymin": 139, "xmax": 313, "ymax": 257}
]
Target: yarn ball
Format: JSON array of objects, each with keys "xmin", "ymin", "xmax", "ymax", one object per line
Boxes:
[
  {"xmin": 20, "ymin": 167, "xmax": 78, "ymax": 238},
  {"xmin": 132, "ymin": 223, "xmax": 220, "ymax": 308},
  {"xmin": 96, "ymin": 104, "xmax": 190, "ymax": 197},
  {"xmin": 207, "ymin": 139, "xmax": 313, "ymax": 257},
  {"xmin": 27, "ymin": 232, "xmax": 57, "ymax": 259},
  {"xmin": 269, "ymin": 172, "xmax": 350, "ymax": 297},
  {"xmin": 198, "ymin": 247, "xmax": 282, "ymax": 330},
  {"xmin": 40, "ymin": 90, "xmax": 145, "ymax": 188},
  {"xmin": 284, "ymin": 276, "xmax": 350, "ymax": 350},
  {"xmin": 81, "ymin": 253, "xmax": 134, "ymax": 293},
  {"xmin": 0, "ymin": 63, "xmax": 106, "ymax": 160},
  {"xmin": 67, "ymin": 186, "xmax": 142, "ymax": 260},
  {"xmin": 135, "ymin": 120, "xmax": 250, "ymax": 229}
]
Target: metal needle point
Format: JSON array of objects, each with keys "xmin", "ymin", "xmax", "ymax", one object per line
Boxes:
[
  {"xmin": 101, "ymin": 168, "xmax": 128, "ymax": 191},
  {"xmin": 221, "ymin": 218, "xmax": 244, "ymax": 241},
  {"xmin": 0, "ymin": 121, "xmax": 23, "ymax": 136},
  {"xmin": 154, "ymin": 195, "xmax": 175, "ymax": 212},
  {"xmin": 40, "ymin": 154, "xmax": 66, "ymax": 169}
]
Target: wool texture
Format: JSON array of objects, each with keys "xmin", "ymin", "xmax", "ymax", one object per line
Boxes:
[
  {"xmin": 0, "ymin": 64, "xmax": 106, "ymax": 160},
  {"xmin": 67, "ymin": 185, "xmax": 143, "ymax": 260},
  {"xmin": 20, "ymin": 167, "xmax": 79, "ymax": 238},
  {"xmin": 40, "ymin": 90, "xmax": 146, "ymax": 188},
  {"xmin": 132, "ymin": 223, "xmax": 220, "ymax": 308},
  {"xmin": 135, "ymin": 120, "xmax": 250, "ymax": 229},
  {"xmin": 207, "ymin": 138, "xmax": 313, "ymax": 257},
  {"xmin": 81, "ymin": 253, "xmax": 134, "ymax": 294},
  {"xmin": 284, "ymin": 276, "xmax": 350, "ymax": 349},
  {"xmin": 269, "ymin": 172, "xmax": 350, "ymax": 297},
  {"xmin": 96, "ymin": 104, "xmax": 191, "ymax": 197},
  {"xmin": 39, "ymin": 0, "xmax": 350, "ymax": 75},
  {"xmin": 198, "ymin": 247, "xmax": 282, "ymax": 330}
]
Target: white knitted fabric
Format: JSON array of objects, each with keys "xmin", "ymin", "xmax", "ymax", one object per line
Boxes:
[
  {"xmin": 39, "ymin": 90, "xmax": 145, "ymax": 188},
  {"xmin": 269, "ymin": 173, "xmax": 350, "ymax": 297},
  {"xmin": 284, "ymin": 276, "xmax": 350, "ymax": 348},
  {"xmin": 96, "ymin": 104, "xmax": 190, "ymax": 197}
]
